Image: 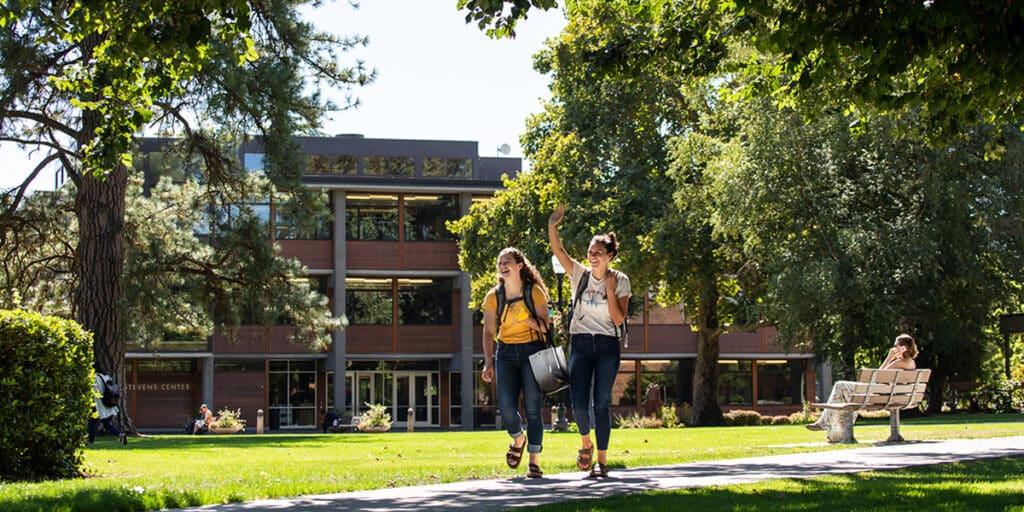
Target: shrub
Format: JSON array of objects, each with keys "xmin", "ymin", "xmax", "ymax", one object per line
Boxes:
[
  {"xmin": 214, "ymin": 408, "xmax": 246, "ymax": 430},
  {"xmin": 858, "ymin": 409, "xmax": 891, "ymax": 420},
  {"xmin": 769, "ymin": 415, "xmax": 791, "ymax": 425},
  {"xmin": 659, "ymin": 404, "xmax": 683, "ymax": 428},
  {"xmin": 358, "ymin": 403, "xmax": 393, "ymax": 430},
  {"xmin": 972, "ymin": 378, "xmax": 1024, "ymax": 413},
  {"xmin": 722, "ymin": 409, "xmax": 762, "ymax": 426},
  {"xmin": 0, "ymin": 309, "xmax": 94, "ymax": 481},
  {"xmin": 677, "ymin": 402, "xmax": 693, "ymax": 426},
  {"xmin": 614, "ymin": 412, "xmax": 663, "ymax": 429}
]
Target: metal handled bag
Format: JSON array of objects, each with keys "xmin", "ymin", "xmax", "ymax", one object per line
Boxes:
[{"xmin": 529, "ymin": 327, "xmax": 570, "ymax": 395}]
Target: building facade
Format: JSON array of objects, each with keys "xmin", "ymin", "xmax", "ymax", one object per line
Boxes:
[{"xmin": 125, "ymin": 135, "xmax": 815, "ymax": 430}]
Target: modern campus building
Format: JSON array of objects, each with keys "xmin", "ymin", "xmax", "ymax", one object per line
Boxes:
[{"xmin": 125, "ymin": 135, "xmax": 817, "ymax": 430}]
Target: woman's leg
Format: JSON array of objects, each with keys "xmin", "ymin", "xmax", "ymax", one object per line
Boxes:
[
  {"xmin": 569, "ymin": 334, "xmax": 595, "ymax": 451},
  {"xmin": 521, "ymin": 342, "xmax": 545, "ymax": 459},
  {"xmin": 590, "ymin": 335, "xmax": 621, "ymax": 464},
  {"xmin": 823, "ymin": 381, "xmax": 857, "ymax": 442},
  {"xmin": 494, "ymin": 343, "xmax": 525, "ymax": 442}
]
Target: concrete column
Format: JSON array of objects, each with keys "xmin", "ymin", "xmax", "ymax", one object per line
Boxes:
[
  {"xmin": 202, "ymin": 356, "xmax": 214, "ymax": 408},
  {"xmin": 331, "ymin": 189, "xmax": 348, "ymax": 415},
  {"xmin": 458, "ymin": 192, "xmax": 475, "ymax": 430}
]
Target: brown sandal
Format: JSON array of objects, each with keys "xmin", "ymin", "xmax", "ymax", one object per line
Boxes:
[
  {"xmin": 506, "ymin": 443, "xmax": 524, "ymax": 469},
  {"xmin": 576, "ymin": 446, "xmax": 593, "ymax": 471},
  {"xmin": 588, "ymin": 462, "xmax": 609, "ymax": 478},
  {"xmin": 526, "ymin": 463, "xmax": 544, "ymax": 478}
]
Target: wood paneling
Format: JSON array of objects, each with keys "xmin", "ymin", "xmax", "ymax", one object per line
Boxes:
[
  {"xmin": 213, "ymin": 325, "xmax": 325, "ymax": 355},
  {"xmin": 128, "ymin": 371, "xmax": 199, "ymax": 428},
  {"xmin": 213, "ymin": 371, "xmax": 266, "ymax": 427},
  {"xmin": 401, "ymin": 242, "xmax": 458, "ymax": 270},
  {"xmin": 277, "ymin": 240, "xmax": 332, "ymax": 269}
]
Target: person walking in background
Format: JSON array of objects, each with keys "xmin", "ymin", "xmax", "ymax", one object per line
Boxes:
[
  {"xmin": 88, "ymin": 370, "xmax": 127, "ymax": 445},
  {"xmin": 481, "ymin": 247, "xmax": 551, "ymax": 478},
  {"xmin": 807, "ymin": 334, "xmax": 919, "ymax": 442},
  {"xmin": 549, "ymin": 204, "xmax": 631, "ymax": 478}
]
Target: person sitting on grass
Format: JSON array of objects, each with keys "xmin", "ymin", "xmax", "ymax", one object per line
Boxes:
[{"xmin": 806, "ymin": 334, "xmax": 918, "ymax": 442}]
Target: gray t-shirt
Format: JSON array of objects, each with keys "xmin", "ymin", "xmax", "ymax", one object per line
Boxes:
[{"xmin": 567, "ymin": 259, "xmax": 631, "ymax": 336}]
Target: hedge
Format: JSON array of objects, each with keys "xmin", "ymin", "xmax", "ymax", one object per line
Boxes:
[{"xmin": 0, "ymin": 309, "xmax": 94, "ymax": 481}]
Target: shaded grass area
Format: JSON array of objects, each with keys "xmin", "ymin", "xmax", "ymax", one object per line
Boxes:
[
  {"xmin": 0, "ymin": 413, "xmax": 1021, "ymax": 512},
  {"xmin": 523, "ymin": 456, "xmax": 1024, "ymax": 512}
]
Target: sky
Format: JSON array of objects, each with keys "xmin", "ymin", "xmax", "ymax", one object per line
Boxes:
[{"xmin": 0, "ymin": 0, "xmax": 568, "ymax": 191}]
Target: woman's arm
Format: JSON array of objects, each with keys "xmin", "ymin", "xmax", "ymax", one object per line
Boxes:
[
  {"xmin": 481, "ymin": 309, "xmax": 497, "ymax": 383},
  {"xmin": 548, "ymin": 205, "xmax": 577, "ymax": 279},
  {"xmin": 604, "ymin": 271, "xmax": 628, "ymax": 326}
]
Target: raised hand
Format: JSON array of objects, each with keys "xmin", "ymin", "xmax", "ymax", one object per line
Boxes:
[{"xmin": 549, "ymin": 204, "xmax": 565, "ymax": 227}]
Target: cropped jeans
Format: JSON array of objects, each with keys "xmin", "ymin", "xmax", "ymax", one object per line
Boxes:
[
  {"xmin": 495, "ymin": 340, "xmax": 545, "ymax": 454},
  {"xmin": 569, "ymin": 333, "xmax": 621, "ymax": 451}
]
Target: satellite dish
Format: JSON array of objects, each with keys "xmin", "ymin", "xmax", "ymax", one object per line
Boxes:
[{"xmin": 497, "ymin": 143, "xmax": 511, "ymax": 156}]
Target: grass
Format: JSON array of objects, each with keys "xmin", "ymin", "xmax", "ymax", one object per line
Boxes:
[
  {"xmin": 523, "ymin": 456, "xmax": 1024, "ymax": 512},
  {"xmin": 1, "ymin": 413, "xmax": 1022, "ymax": 512}
]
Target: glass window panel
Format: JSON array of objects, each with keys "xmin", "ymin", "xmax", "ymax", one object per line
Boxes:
[
  {"xmin": 148, "ymin": 151, "xmax": 200, "ymax": 183},
  {"xmin": 306, "ymin": 154, "xmax": 358, "ymax": 175},
  {"xmin": 613, "ymin": 361, "xmax": 637, "ymax": 406},
  {"xmin": 364, "ymin": 156, "xmax": 413, "ymax": 176},
  {"xmin": 718, "ymin": 360, "xmax": 753, "ymax": 405},
  {"xmin": 403, "ymin": 194, "xmax": 459, "ymax": 241},
  {"xmin": 397, "ymin": 278, "xmax": 452, "ymax": 325},
  {"xmin": 756, "ymin": 360, "xmax": 793, "ymax": 405},
  {"xmin": 422, "ymin": 157, "xmax": 472, "ymax": 178},
  {"xmin": 641, "ymin": 360, "xmax": 680, "ymax": 406},
  {"xmin": 345, "ymin": 194, "xmax": 398, "ymax": 240},
  {"xmin": 215, "ymin": 361, "xmax": 263, "ymax": 372},
  {"xmin": 276, "ymin": 192, "xmax": 331, "ymax": 240},
  {"xmin": 137, "ymin": 360, "xmax": 195, "ymax": 372},
  {"xmin": 346, "ymin": 278, "xmax": 393, "ymax": 325}
]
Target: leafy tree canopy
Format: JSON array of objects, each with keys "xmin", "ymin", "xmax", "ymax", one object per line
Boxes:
[{"xmin": 461, "ymin": 0, "xmax": 1024, "ymax": 144}]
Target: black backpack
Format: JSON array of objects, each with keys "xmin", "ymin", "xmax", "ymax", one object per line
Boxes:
[
  {"xmin": 566, "ymin": 270, "xmax": 629, "ymax": 346},
  {"xmin": 101, "ymin": 375, "xmax": 121, "ymax": 407},
  {"xmin": 494, "ymin": 282, "xmax": 551, "ymax": 343}
]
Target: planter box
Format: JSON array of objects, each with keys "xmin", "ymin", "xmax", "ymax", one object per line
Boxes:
[{"xmin": 210, "ymin": 425, "xmax": 244, "ymax": 434}]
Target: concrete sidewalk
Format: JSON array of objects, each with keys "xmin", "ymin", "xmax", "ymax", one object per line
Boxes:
[{"xmin": 181, "ymin": 436, "xmax": 1024, "ymax": 512}]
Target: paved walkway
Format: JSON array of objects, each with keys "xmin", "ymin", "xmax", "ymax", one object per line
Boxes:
[{"xmin": 181, "ymin": 436, "xmax": 1024, "ymax": 512}]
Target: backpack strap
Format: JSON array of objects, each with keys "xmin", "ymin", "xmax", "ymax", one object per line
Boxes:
[
  {"xmin": 567, "ymin": 271, "xmax": 590, "ymax": 333},
  {"xmin": 495, "ymin": 282, "xmax": 540, "ymax": 341}
]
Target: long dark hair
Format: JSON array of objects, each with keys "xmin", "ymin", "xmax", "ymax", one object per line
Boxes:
[{"xmin": 496, "ymin": 247, "xmax": 548, "ymax": 296}]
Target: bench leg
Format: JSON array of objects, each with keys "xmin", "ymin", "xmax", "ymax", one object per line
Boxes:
[{"xmin": 886, "ymin": 409, "xmax": 905, "ymax": 443}]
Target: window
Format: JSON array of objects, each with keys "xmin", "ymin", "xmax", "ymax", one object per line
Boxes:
[
  {"xmin": 423, "ymin": 157, "xmax": 472, "ymax": 178},
  {"xmin": 268, "ymin": 360, "xmax": 317, "ymax": 427},
  {"xmin": 137, "ymin": 360, "xmax": 195, "ymax": 372},
  {"xmin": 718, "ymin": 360, "xmax": 753, "ymax": 405},
  {"xmin": 364, "ymin": 156, "xmax": 413, "ymax": 176},
  {"xmin": 346, "ymin": 278, "xmax": 393, "ymax": 325},
  {"xmin": 403, "ymin": 195, "xmax": 459, "ymax": 241},
  {"xmin": 307, "ymin": 154, "xmax": 357, "ymax": 175},
  {"xmin": 613, "ymin": 360, "xmax": 638, "ymax": 406},
  {"xmin": 450, "ymin": 372, "xmax": 462, "ymax": 427},
  {"xmin": 346, "ymin": 194, "xmax": 398, "ymax": 240},
  {"xmin": 757, "ymin": 360, "xmax": 794, "ymax": 405},
  {"xmin": 276, "ymin": 192, "xmax": 331, "ymax": 240},
  {"xmin": 147, "ymin": 151, "xmax": 200, "ymax": 184},
  {"xmin": 398, "ymin": 278, "xmax": 452, "ymax": 325}
]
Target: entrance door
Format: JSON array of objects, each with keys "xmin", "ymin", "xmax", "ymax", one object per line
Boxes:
[{"xmin": 392, "ymin": 372, "xmax": 438, "ymax": 427}]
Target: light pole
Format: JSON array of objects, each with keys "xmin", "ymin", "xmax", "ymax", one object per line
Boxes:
[{"xmin": 551, "ymin": 255, "xmax": 570, "ymax": 432}]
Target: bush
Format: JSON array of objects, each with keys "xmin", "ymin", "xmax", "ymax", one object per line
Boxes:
[
  {"xmin": 214, "ymin": 408, "xmax": 246, "ymax": 430},
  {"xmin": 614, "ymin": 412, "xmax": 663, "ymax": 429},
  {"xmin": 659, "ymin": 404, "xmax": 683, "ymax": 428},
  {"xmin": 0, "ymin": 309, "xmax": 94, "ymax": 480},
  {"xmin": 722, "ymin": 409, "xmax": 762, "ymax": 426},
  {"xmin": 972, "ymin": 378, "xmax": 1024, "ymax": 413}
]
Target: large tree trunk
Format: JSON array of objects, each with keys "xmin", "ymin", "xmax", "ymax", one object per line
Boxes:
[
  {"xmin": 690, "ymin": 289, "xmax": 724, "ymax": 426},
  {"xmin": 73, "ymin": 33, "xmax": 135, "ymax": 434},
  {"xmin": 76, "ymin": 165, "xmax": 133, "ymax": 433}
]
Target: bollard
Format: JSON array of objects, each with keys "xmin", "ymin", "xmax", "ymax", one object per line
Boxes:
[
  {"xmin": 256, "ymin": 409, "xmax": 264, "ymax": 434},
  {"xmin": 407, "ymin": 407, "xmax": 414, "ymax": 432}
]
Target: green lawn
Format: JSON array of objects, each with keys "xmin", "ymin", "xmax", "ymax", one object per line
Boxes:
[
  {"xmin": 1, "ymin": 413, "xmax": 1022, "ymax": 512},
  {"xmin": 523, "ymin": 456, "xmax": 1024, "ymax": 512}
]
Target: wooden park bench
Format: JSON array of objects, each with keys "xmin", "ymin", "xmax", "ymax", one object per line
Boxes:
[{"xmin": 812, "ymin": 368, "xmax": 931, "ymax": 443}]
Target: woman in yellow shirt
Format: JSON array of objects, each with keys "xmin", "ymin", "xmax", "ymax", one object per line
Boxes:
[{"xmin": 481, "ymin": 247, "xmax": 551, "ymax": 478}]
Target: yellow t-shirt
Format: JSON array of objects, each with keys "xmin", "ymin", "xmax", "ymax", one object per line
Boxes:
[{"xmin": 483, "ymin": 284, "xmax": 548, "ymax": 344}]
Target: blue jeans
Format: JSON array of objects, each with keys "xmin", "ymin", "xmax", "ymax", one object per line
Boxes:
[
  {"xmin": 495, "ymin": 340, "xmax": 545, "ymax": 454},
  {"xmin": 87, "ymin": 415, "xmax": 123, "ymax": 443},
  {"xmin": 569, "ymin": 333, "xmax": 621, "ymax": 451}
]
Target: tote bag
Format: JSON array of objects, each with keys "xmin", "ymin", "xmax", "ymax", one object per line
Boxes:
[{"xmin": 529, "ymin": 329, "xmax": 570, "ymax": 395}]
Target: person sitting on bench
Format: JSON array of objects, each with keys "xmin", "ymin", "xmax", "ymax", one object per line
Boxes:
[{"xmin": 807, "ymin": 334, "xmax": 918, "ymax": 442}]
